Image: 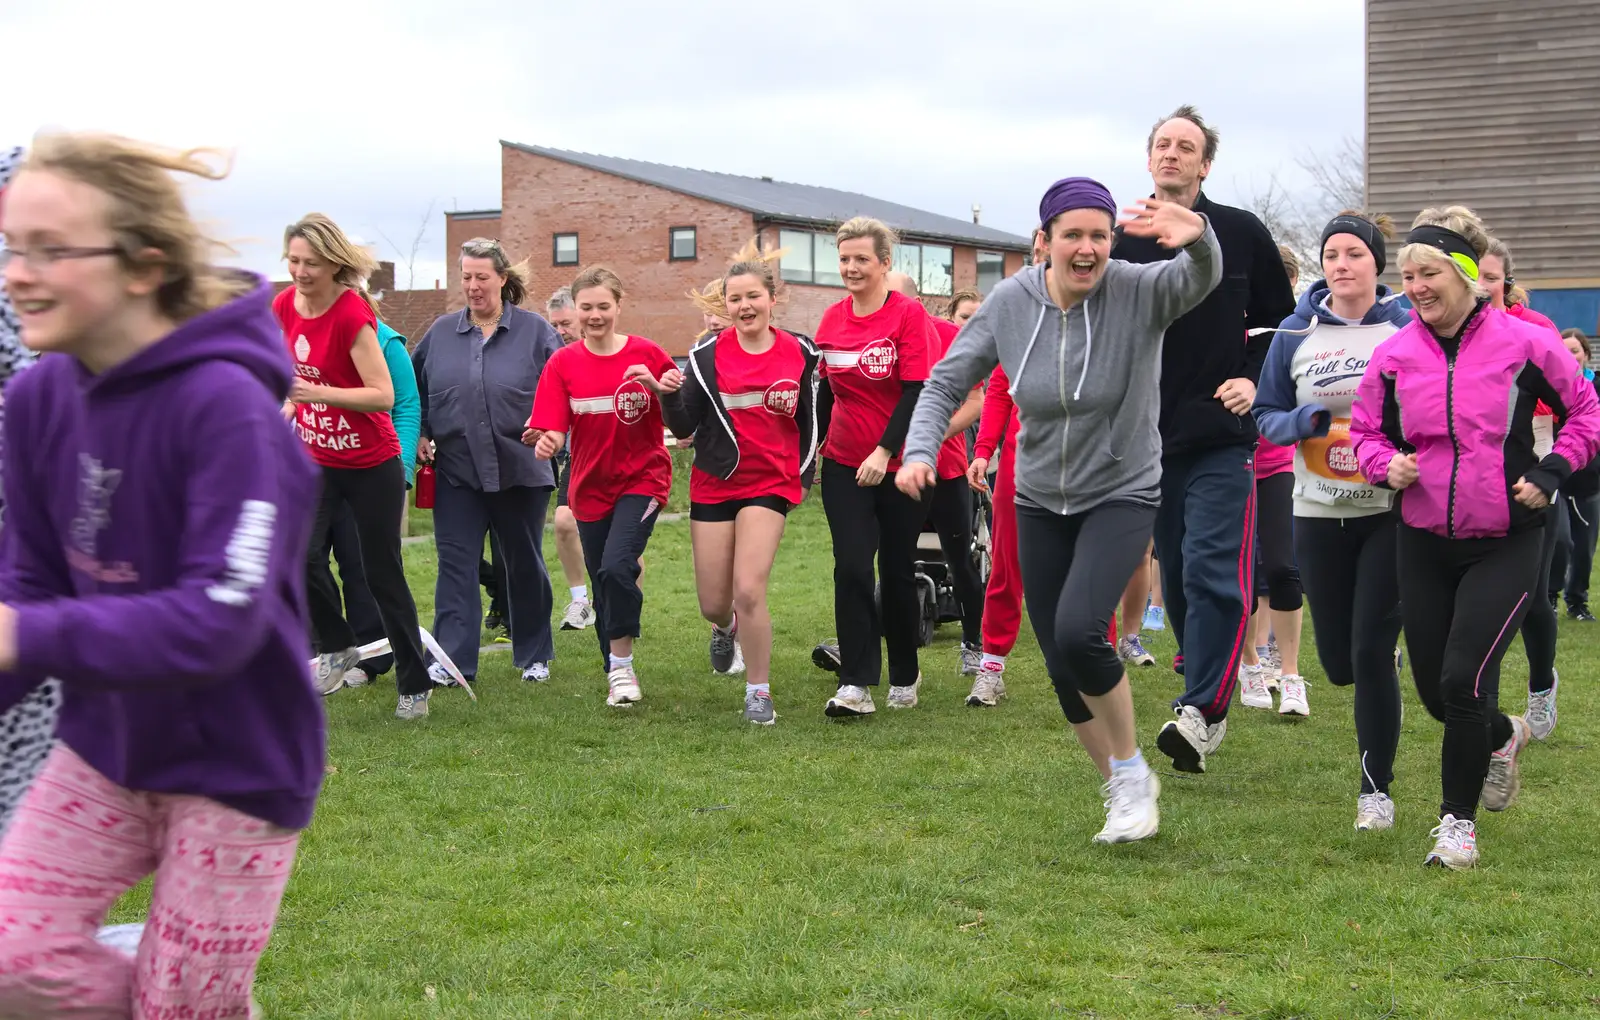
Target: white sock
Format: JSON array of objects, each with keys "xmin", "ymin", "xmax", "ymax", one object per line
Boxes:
[
  {"xmin": 747, "ymin": 682, "xmax": 770, "ymax": 696},
  {"xmin": 571, "ymin": 585, "xmax": 588, "ymax": 603},
  {"xmin": 610, "ymin": 654, "xmax": 633, "ymax": 672},
  {"xmin": 1110, "ymin": 750, "xmax": 1149, "ymax": 776},
  {"xmin": 980, "ymin": 653, "xmax": 1006, "ymax": 671}
]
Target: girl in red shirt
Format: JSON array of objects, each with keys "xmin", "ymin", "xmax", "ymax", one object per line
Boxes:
[
  {"xmin": 813, "ymin": 217, "xmax": 935, "ymax": 718},
  {"xmin": 662, "ymin": 247, "xmax": 822, "ymax": 726},
  {"xmin": 525, "ymin": 267, "xmax": 679, "ymax": 708},
  {"xmin": 275, "ymin": 213, "xmax": 431, "ymax": 719}
]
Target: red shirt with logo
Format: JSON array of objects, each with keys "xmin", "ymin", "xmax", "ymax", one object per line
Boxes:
[
  {"xmin": 274, "ymin": 287, "xmax": 399, "ymax": 469},
  {"xmin": 931, "ymin": 318, "xmax": 971, "ymax": 480},
  {"xmin": 816, "ymin": 290, "xmax": 934, "ymax": 470},
  {"xmin": 691, "ymin": 328, "xmax": 806, "ymax": 506},
  {"xmin": 528, "ymin": 334, "xmax": 675, "ymax": 522}
]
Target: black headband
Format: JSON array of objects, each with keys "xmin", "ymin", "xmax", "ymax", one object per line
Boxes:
[
  {"xmin": 1404, "ymin": 225, "xmax": 1480, "ymax": 281},
  {"xmin": 1320, "ymin": 215, "xmax": 1387, "ymax": 274}
]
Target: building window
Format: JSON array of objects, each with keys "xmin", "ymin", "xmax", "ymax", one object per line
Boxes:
[
  {"xmin": 778, "ymin": 229, "xmax": 846, "ymax": 287},
  {"xmin": 669, "ymin": 226, "xmax": 696, "ymax": 261},
  {"xmin": 977, "ymin": 251, "xmax": 1005, "ymax": 295},
  {"xmin": 553, "ymin": 233, "xmax": 579, "ymax": 266},
  {"xmin": 892, "ymin": 243, "xmax": 954, "ymax": 297}
]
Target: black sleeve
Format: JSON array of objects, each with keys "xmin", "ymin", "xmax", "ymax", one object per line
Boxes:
[
  {"xmin": 877, "ymin": 381, "xmax": 924, "ymax": 455},
  {"xmin": 816, "ymin": 375, "xmax": 835, "ymax": 445},
  {"xmin": 1242, "ymin": 217, "xmax": 1298, "ymax": 384},
  {"xmin": 660, "ymin": 368, "xmax": 707, "ymax": 439},
  {"xmin": 1520, "ymin": 362, "xmax": 1579, "ymax": 496},
  {"xmin": 411, "ymin": 336, "xmax": 431, "ymax": 439}
]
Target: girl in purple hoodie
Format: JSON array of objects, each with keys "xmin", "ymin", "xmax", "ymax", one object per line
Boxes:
[{"xmin": 0, "ymin": 133, "xmax": 324, "ymax": 1016}]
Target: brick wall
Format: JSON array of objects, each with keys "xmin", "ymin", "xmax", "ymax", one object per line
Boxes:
[
  {"xmin": 500, "ymin": 146, "xmax": 757, "ymax": 355},
  {"xmin": 444, "ymin": 211, "xmax": 502, "ymax": 297}
]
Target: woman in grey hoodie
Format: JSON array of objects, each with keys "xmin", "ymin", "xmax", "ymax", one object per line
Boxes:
[{"xmin": 900, "ymin": 177, "xmax": 1221, "ymax": 845}]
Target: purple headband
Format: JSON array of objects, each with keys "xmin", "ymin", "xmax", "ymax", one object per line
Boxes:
[{"xmin": 1039, "ymin": 177, "xmax": 1117, "ymax": 229}]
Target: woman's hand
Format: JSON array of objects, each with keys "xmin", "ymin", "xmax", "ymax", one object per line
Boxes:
[
  {"xmin": 281, "ymin": 399, "xmax": 297, "ymax": 422},
  {"xmin": 418, "ymin": 437, "xmax": 435, "ymax": 464},
  {"xmin": 624, "ymin": 364, "xmax": 684, "ymax": 394},
  {"xmin": 289, "ymin": 378, "xmax": 319, "ymax": 404},
  {"xmin": 856, "ymin": 447, "xmax": 892, "ymax": 487},
  {"xmin": 896, "ymin": 461, "xmax": 937, "ymax": 498},
  {"xmin": 1118, "ymin": 198, "xmax": 1206, "ymax": 249},
  {"xmin": 1513, "ymin": 476, "xmax": 1550, "ymax": 509},
  {"xmin": 1387, "ymin": 452, "xmax": 1419, "ymax": 490},
  {"xmin": 525, "ymin": 429, "xmax": 564, "ymax": 460},
  {"xmin": 966, "ymin": 457, "xmax": 991, "ymax": 494}
]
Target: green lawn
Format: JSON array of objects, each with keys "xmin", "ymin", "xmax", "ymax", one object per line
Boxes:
[{"xmin": 130, "ymin": 490, "xmax": 1600, "ymax": 1017}]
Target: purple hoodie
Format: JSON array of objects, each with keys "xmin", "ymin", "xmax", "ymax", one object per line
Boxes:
[{"xmin": 0, "ymin": 274, "xmax": 326, "ymax": 830}]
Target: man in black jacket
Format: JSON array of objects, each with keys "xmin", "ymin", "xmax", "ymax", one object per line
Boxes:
[{"xmin": 1112, "ymin": 104, "xmax": 1296, "ymax": 774}]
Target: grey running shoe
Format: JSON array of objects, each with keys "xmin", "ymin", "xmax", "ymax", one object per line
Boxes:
[
  {"xmin": 812, "ymin": 641, "xmax": 842, "ymax": 673},
  {"xmin": 743, "ymin": 688, "xmax": 776, "ymax": 726},
  {"xmin": 1118, "ymin": 635, "xmax": 1156, "ymax": 667},
  {"xmin": 395, "ymin": 691, "xmax": 431, "ymax": 720},
  {"xmin": 959, "ymin": 644, "xmax": 982, "ymax": 676},
  {"xmin": 1527, "ymin": 672, "xmax": 1558, "ymax": 741},
  {"xmin": 314, "ymin": 648, "xmax": 361, "ymax": 696},
  {"xmin": 1157, "ymin": 706, "xmax": 1208, "ymax": 774},
  {"xmin": 1482, "ymin": 715, "xmax": 1530, "ymax": 812},
  {"xmin": 710, "ymin": 624, "xmax": 741, "ymax": 675}
]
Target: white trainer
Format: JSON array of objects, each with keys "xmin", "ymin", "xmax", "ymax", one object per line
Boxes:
[
  {"xmin": 606, "ymin": 666, "xmax": 643, "ymax": 707},
  {"xmin": 886, "ymin": 674, "xmax": 922, "ymax": 709},
  {"xmin": 1156, "ymin": 705, "xmax": 1209, "ymax": 774},
  {"xmin": 561, "ymin": 599, "xmax": 596, "ymax": 631},
  {"xmin": 825, "ymin": 684, "xmax": 876, "ymax": 717},
  {"xmin": 1424, "ymin": 814, "xmax": 1478, "ymax": 869},
  {"xmin": 1355, "ymin": 792, "xmax": 1396, "ymax": 831},
  {"xmin": 1277, "ymin": 675, "xmax": 1309, "ymax": 717},
  {"xmin": 966, "ymin": 664, "xmax": 1007, "ymax": 707},
  {"xmin": 343, "ymin": 666, "xmax": 371, "ymax": 689},
  {"xmin": 1094, "ymin": 766, "xmax": 1161, "ymax": 844},
  {"xmin": 1239, "ymin": 664, "xmax": 1274, "ymax": 709},
  {"xmin": 1481, "ymin": 715, "xmax": 1530, "ymax": 812},
  {"xmin": 1527, "ymin": 671, "xmax": 1558, "ymax": 741},
  {"xmin": 522, "ymin": 663, "xmax": 551, "ymax": 683}
]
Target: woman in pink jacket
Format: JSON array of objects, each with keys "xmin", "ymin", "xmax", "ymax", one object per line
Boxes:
[{"xmin": 1351, "ymin": 206, "xmax": 1600, "ymax": 871}]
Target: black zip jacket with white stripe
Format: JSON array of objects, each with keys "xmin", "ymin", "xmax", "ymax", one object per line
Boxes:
[{"xmin": 661, "ymin": 328, "xmax": 824, "ymax": 489}]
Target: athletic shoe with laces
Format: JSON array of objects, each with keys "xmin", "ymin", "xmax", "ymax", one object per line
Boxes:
[
  {"xmin": 314, "ymin": 648, "xmax": 361, "ymax": 696},
  {"xmin": 1118, "ymin": 635, "xmax": 1156, "ymax": 667},
  {"xmin": 343, "ymin": 666, "xmax": 371, "ymax": 689},
  {"xmin": 606, "ymin": 666, "xmax": 643, "ymax": 706},
  {"xmin": 1093, "ymin": 766, "xmax": 1161, "ymax": 844},
  {"xmin": 1142, "ymin": 604, "xmax": 1166, "ymax": 632},
  {"xmin": 1355, "ymin": 792, "xmax": 1396, "ymax": 831},
  {"xmin": 1239, "ymin": 664, "xmax": 1273, "ymax": 709},
  {"xmin": 710, "ymin": 622, "xmax": 743, "ymax": 675},
  {"xmin": 1482, "ymin": 715, "xmax": 1530, "ymax": 812},
  {"xmin": 1527, "ymin": 671, "xmax": 1558, "ymax": 741},
  {"xmin": 1156, "ymin": 705, "xmax": 1209, "ymax": 774},
  {"xmin": 394, "ymin": 690, "xmax": 430, "ymax": 720},
  {"xmin": 522, "ymin": 663, "xmax": 551, "ymax": 683},
  {"xmin": 1277, "ymin": 675, "xmax": 1310, "ymax": 717},
  {"xmin": 812, "ymin": 641, "xmax": 842, "ymax": 673},
  {"xmin": 560, "ymin": 599, "xmax": 596, "ymax": 631},
  {"xmin": 1202, "ymin": 716, "xmax": 1228, "ymax": 755},
  {"xmin": 886, "ymin": 674, "xmax": 922, "ymax": 709},
  {"xmin": 966, "ymin": 664, "xmax": 1007, "ymax": 707},
  {"xmin": 825, "ymin": 684, "xmax": 875, "ymax": 717},
  {"xmin": 743, "ymin": 688, "xmax": 776, "ymax": 726},
  {"xmin": 1567, "ymin": 602, "xmax": 1596, "ymax": 622},
  {"xmin": 428, "ymin": 662, "xmax": 457, "ymax": 688},
  {"xmin": 1262, "ymin": 638, "xmax": 1281, "ymax": 673},
  {"xmin": 959, "ymin": 644, "xmax": 983, "ymax": 676},
  {"xmin": 1424, "ymin": 814, "xmax": 1478, "ymax": 869}
]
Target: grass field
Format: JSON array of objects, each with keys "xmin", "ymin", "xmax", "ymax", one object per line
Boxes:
[{"xmin": 116, "ymin": 482, "xmax": 1600, "ymax": 1017}]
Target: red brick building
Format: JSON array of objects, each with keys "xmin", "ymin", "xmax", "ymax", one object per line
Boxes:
[{"xmin": 442, "ymin": 142, "xmax": 1032, "ymax": 355}]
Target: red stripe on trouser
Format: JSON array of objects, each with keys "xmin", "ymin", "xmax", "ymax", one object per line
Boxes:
[
  {"xmin": 1206, "ymin": 475, "xmax": 1256, "ymax": 717},
  {"xmin": 980, "ymin": 430, "xmax": 1115, "ymax": 655}
]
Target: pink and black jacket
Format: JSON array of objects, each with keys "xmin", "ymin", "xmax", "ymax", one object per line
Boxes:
[{"xmin": 1350, "ymin": 302, "xmax": 1600, "ymax": 540}]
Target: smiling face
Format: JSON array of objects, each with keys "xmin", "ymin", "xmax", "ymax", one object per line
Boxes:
[
  {"xmin": 0, "ymin": 169, "xmax": 145, "ymax": 356},
  {"xmin": 460, "ymin": 256, "xmax": 505, "ymax": 315},
  {"xmin": 1564, "ymin": 332, "xmax": 1588, "ymax": 368},
  {"xmin": 1321, "ymin": 233, "xmax": 1378, "ymax": 310},
  {"xmin": 1401, "ymin": 253, "xmax": 1475, "ymax": 333},
  {"xmin": 574, "ymin": 285, "xmax": 619, "ymax": 342},
  {"xmin": 724, "ymin": 272, "xmax": 773, "ymax": 340},
  {"xmin": 1045, "ymin": 209, "xmax": 1114, "ymax": 301},
  {"xmin": 285, "ymin": 235, "xmax": 336, "ymax": 299},
  {"xmin": 838, "ymin": 236, "xmax": 888, "ymax": 296},
  {"xmin": 1147, "ymin": 117, "xmax": 1211, "ymax": 195},
  {"xmin": 1479, "ymin": 253, "xmax": 1508, "ymax": 309}
]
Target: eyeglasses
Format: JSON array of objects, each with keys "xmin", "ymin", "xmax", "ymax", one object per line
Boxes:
[{"xmin": 0, "ymin": 244, "xmax": 123, "ymax": 272}]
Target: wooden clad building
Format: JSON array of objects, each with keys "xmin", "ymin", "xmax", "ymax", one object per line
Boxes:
[{"xmin": 1365, "ymin": 0, "xmax": 1600, "ymax": 332}]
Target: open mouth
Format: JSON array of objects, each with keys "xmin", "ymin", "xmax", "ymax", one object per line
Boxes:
[
  {"xmin": 16, "ymin": 299, "xmax": 55, "ymax": 318},
  {"xmin": 1068, "ymin": 259, "xmax": 1097, "ymax": 280},
  {"xmin": 737, "ymin": 311, "xmax": 758, "ymax": 324}
]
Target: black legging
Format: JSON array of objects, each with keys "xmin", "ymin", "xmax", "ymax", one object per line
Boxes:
[
  {"xmin": 1253, "ymin": 472, "xmax": 1302, "ymax": 613},
  {"xmin": 1519, "ymin": 501, "xmax": 1561, "ymax": 694},
  {"xmin": 1295, "ymin": 513, "xmax": 1403, "ymax": 795},
  {"xmin": 926, "ymin": 476, "xmax": 984, "ymax": 646},
  {"xmin": 1398, "ymin": 524, "xmax": 1540, "ymax": 821},
  {"xmin": 1015, "ymin": 499, "xmax": 1157, "ymax": 723}
]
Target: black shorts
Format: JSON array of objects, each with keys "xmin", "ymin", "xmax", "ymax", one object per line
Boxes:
[
  {"xmin": 690, "ymin": 495, "xmax": 792, "ymax": 523},
  {"xmin": 555, "ymin": 452, "xmax": 571, "ymax": 508}
]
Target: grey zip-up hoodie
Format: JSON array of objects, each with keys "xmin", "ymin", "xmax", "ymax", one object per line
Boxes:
[{"xmin": 904, "ymin": 221, "xmax": 1221, "ymax": 515}]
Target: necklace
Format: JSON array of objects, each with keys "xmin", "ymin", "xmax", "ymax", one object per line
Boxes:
[{"xmin": 471, "ymin": 307, "xmax": 502, "ymax": 331}]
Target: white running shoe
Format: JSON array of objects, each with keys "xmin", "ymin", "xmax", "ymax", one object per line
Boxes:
[
  {"xmin": 825, "ymin": 684, "xmax": 876, "ymax": 717},
  {"xmin": 1277, "ymin": 675, "xmax": 1309, "ymax": 717},
  {"xmin": 428, "ymin": 662, "xmax": 455, "ymax": 688},
  {"xmin": 1527, "ymin": 671, "xmax": 1558, "ymax": 741},
  {"xmin": 343, "ymin": 666, "xmax": 371, "ymax": 689},
  {"xmin": 561, "ymin": 599, "xmax": 596, "ymax": 631},
  {"xmin": 1239, "ymin": 664, "xmax": 1273, "ymax": 709},
  {"xmin": 966, "ymin": 663, "xmax": 1007, "ymax": 707},
  {"xmin": 1355, "ymin": 792, "xmax": 1396, "ymax": 831},
  {"xmin": 959, "ymin": 644, "xmax": 983, "ymax": 677},
  {"xmin": 1482, "ymin": 715, "xmax": 1530, "ymax": 812},
  {"xmin": 1424, "ymin": 814, "xmax": 1478, "ymax": 869},
  {"xmin": 1203, "ymin": 716, "xmax": 1228, "ymax": 755},
  {"xmin": 886, "ymin": 674, "xmax": 922, "ymax": 709},
  {"xmin": 1094, "ymin": 766, "xmax": 1161, "ymax": 844},
  {"xmin": 1156, "ymin": 705, "xmax": 1209, "ymax": 774},
  {"xmin": 314, "ymin": 648, "xmax": 361, "ymax": 696},
  {"xmin": 522, "ymin": 663, "xmax": 551, "ymax": 683},
  {"xmin": 1118, "ymin": 636, "xmax": 1156, "ymax": 667},
  {"xmin": 606, "ymin": 666, "xmax": 643, "ymax": 707}
]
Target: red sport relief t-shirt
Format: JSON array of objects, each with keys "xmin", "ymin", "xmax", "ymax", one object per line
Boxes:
[
  {"xmin": 816, "ymin": 290, "xmax": 934, "ymax": 470},
  {"xmin": 930, "ymin": 318, "xmax": 971, "ymax": 480},
  {"xmin": 528, "ymin": 335, "xmax": 675, "ymax": 523},
  {"xmin": 691, "ymin": 328, "xmax": 806, "ymax": 506},
  {"xmin": 274, "ymin": 287, "xmax": 400, "ymax": 469}
]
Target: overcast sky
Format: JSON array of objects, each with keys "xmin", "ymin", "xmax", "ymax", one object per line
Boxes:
[{"xmin": 2, "ymin": 0, "xmax": 1364, "ymax": 291}]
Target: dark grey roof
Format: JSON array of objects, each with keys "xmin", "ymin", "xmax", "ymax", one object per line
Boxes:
[{"xmin": 502, "ymin": 141, "xmax": 1031, "ymax": 251}]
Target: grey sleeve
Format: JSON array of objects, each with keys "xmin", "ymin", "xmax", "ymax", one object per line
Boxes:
[
  {"xmin": 903, "ymin": 305, "xmax": 1001, "ymax": 468},
  {"xmin": 1147, "ymin": 218, "xmax": 1223, "ymax": 326}
]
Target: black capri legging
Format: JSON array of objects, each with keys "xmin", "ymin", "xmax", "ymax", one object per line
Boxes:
[
  {"xmin": 1253, "ymin": 471, "xmax": 1302, "ymax": 612},
  {"xmin": 1016, "ymin": 499, "xmax": 1157, "ymax": 723}
]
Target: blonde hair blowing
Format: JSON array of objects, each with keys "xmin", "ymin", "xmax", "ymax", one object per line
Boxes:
[
  {"xmin": 1398, "ymin": 205, "xmax": 1491, "ymax": 299},
  {"xmin": 23, "ymin": 132, "xmax": 250, "ymax": 321},
  {"xmin": 836, "ymin": 216, "xmax": 898, "ymax": 263},
  {"xmin": 687, "ymin": 277, "xmax": 726, "ymax": 320},
  {"xmin": 283, "ymin": 213, "xmax": 380, "ymax": 312},
  {"xmin": 721, "ymin": 235, "xmax": 789, "ymax": 299},
  {"xmin": 1486, "ymin": 236, "xmax": 1529, "ymax": 307}
]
